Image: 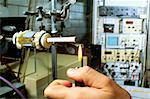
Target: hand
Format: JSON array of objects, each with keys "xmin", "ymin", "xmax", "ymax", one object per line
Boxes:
[{"xmin": 44, "ymin": 66, "xmax": 131, "ymax": 99}]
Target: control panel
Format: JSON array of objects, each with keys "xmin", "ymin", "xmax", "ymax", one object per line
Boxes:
[
  {"xmin": 99, "ymin": 6, "xmax": 147, "ymax": 17},
  {"xmin": 122, "ymin": 18, "xmax": 143, "ymax": 33},
  {"xmin": 93, "ymin": 0, "xmax": 148, "ymax": 86},
  {"xmin": 119, "ymin": 34, "xmax": 145, "ymax": 49},
  {"xmin": 104, "ymin": 62, "xmax": 142, "ymax": 81},
  {"xmin": 101, "ymin": 49, "xmax": 116, "ymax": 62},
  {"xmin": 102, "ymin": 49, "xmax": 141, "ymax": 63},
  {"xmin": 98, "ymin": 33, "xmax": 146, "ymax": 50},
  {"xmin": 97, "ymin": 17, "xmax": 120, "ymax": 33}
]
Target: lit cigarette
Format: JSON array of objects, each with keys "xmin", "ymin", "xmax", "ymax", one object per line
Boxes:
[
  {"xmin": 47, "ymin": 37, "xmax": 76, "ymax": 43},
  {"xmin": 78, "ymin": 44, "xmax": 82, "ymax": 62}
]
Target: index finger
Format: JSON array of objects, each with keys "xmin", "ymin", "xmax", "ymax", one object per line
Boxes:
[{"xmin": 49, "ymin": 79, "xmax": 72, "ymax": 87}]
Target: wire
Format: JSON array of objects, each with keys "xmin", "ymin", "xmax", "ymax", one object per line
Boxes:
[{"xmin": 0, "ymin": 76, "xmax": 26, "ymax": 99}]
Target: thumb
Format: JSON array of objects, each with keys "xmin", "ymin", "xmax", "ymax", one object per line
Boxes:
[{"xmin": 67, "ymin": 66, "xmax": 111, "ymax": 89}]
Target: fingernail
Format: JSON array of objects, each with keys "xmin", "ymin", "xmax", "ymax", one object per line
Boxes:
[
  {"xmin": 67, "ymin": 68, "xmax": 76, "ymax": 76},
  {"xmin": 63, "ymin": 82, "xmax": 72, "ymax": 87}
]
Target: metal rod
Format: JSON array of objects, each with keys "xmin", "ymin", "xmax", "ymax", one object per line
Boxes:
[
  {"xmin": 142, "ymin": 0, "xmax": 150, "ymax": 87},
  {"xmin": 34, "ymin": 48, "xmax": 37, "ymax": 73},
  {"xmin": 51, "ymin": 0, "xmax": 57, "ymax": 33},
  {"xmin": 51, "ymin": 0, "xmax": 57, "ymax": 80},
  {"xmin": 51, "ymin": 44, "xmax": 57, "ymax": 80},
  {"xmin": 92, "ymin": 0, "xmax": 98, "ymax": 44}
]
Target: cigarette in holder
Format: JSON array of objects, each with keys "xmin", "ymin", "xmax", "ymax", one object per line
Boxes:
[{"xmin": 47, "ymin": 37, "xmax": 76, "ymax": 43}]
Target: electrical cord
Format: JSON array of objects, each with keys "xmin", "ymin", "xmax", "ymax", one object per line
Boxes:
[{"xmin": 0, "ymin": 76, "xmax": 26, "ymax": 99}]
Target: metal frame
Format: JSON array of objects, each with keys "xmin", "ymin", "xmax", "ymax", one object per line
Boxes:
[
  {"xmin": 92, "ymin": 0, "xmax": 98, "ymax": 44},
  {"xmin": 146, "ymin": 0, "xmax": 150, "ymax": 69},
  {"xmin": 144, "ymin": 0, "xmax": 150, "ymax": 87}
]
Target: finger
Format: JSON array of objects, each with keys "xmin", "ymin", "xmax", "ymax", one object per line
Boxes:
[
  {"xmin": 68, "ymin": 87, "xmax": 103, "ymax": 99},
  {"xmin": 44, "ymin": 85, "xmax": 69, "ymax": 99},
  {"xmin": 49, "ymin": 79, "xmax": 72, "ymax": 87},
  {"xmin": 66, "ymin": 66, "xmax": 112, "ymax": 89}
]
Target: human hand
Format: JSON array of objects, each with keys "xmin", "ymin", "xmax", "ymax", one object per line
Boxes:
[{"xmin": 44, "ymin": 66, "xmax": 131, "ymax": 99}]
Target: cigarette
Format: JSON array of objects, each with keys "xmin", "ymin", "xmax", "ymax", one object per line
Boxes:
[{"xmin": 47, "ymin": 37, "xmax": 76, "ymax": 43}]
